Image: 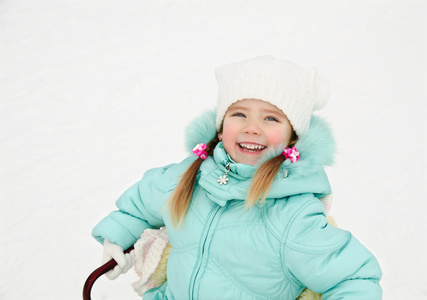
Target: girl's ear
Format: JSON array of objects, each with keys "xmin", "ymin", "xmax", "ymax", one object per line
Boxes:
[{"xmin": 218, "ymin": 132, "xmax": 223, "ymax": 141}]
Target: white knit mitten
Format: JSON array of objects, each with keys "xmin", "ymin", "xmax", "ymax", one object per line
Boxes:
[
  {"xmin": 132, "ymin": 227, "xmax": 169, "ymax": 296},
  {"xmin": 102, "ymin": 240, "xmax": 134, "ymax": 280}
]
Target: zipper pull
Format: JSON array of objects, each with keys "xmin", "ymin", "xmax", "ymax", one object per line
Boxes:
[{"xmin": 217, "ymin": 162, "xmax": 231, "ymax": 185}]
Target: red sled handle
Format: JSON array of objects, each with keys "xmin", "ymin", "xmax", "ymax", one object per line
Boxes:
[{"xmin": 83, "ymin": 246, "xmax": 134, "ymax": 300}]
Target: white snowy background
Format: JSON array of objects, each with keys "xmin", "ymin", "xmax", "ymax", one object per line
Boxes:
[{"xmin": 1, "ymin": 0, "xmax": 426, "ymax": 299}]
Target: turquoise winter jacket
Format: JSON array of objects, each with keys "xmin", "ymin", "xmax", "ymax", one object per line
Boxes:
[{"xmin": 92, "ymin": 113, "xmax": 382, "ymax": 299}]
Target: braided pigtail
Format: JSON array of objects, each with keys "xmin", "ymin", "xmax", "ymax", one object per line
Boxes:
[
  {"xmin": 245, "ymin": 131, "xmax": 298, "ymax": 208},
  {"xmin": 167, "ymin": 136, "xmax": 220, "ymax": 228}
]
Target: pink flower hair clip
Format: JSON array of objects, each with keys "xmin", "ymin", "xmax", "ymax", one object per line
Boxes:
[
  {"xmin": 282, "ymin": 147, "xmax": 300, "ymax": 163},
  {"xmin": 193, "ymin": 143, "xmax": 208, "ymax": 160}
]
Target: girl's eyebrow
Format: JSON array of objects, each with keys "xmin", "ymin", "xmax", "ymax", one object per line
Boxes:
[
  {"xmin": 262, "ymin": 108, "xmax": 285, "ymax": 117},
  {"xmin": 228, "ymin": 105, "xmax": 248, "ymax": 112}
]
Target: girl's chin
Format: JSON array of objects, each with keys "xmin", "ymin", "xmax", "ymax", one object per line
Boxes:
[{"xmin": 236, "ymin": 158, "xmax": 259, "ymax": 166}]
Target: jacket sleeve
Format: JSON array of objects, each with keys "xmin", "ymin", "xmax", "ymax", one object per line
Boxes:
[
  {"xmin": 91, "ymin": 160, "xmax": 186, "ymax": 250},
  {"xmin": 282, "ymin": 195, "xmax": 382, "ymax": 299}
]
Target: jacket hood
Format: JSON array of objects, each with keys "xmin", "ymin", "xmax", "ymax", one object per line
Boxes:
[{"xmin": 184, "ymin": 110, "xmax": 335, "ymax": 205}]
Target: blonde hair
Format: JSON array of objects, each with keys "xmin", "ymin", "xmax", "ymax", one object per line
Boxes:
[
  {"xmin": 166, "ymin": 135, "xmax": 220, "ymax": 228},
  {"xmin": 246, "ymin": 130, "xmax": 297, "ymax": 207},
  {"xmin": 167, "ymin": 128, "xmax": 297, "ymax": 228}
]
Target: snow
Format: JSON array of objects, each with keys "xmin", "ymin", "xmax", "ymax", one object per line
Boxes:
[{"xmin": 1, "ymin": 0, "xmax": 426, "ymax": 299}]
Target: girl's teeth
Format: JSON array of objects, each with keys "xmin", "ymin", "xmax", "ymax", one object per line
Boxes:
[{"xmin": 239, "ymin": 143, "xmax": 266, "ymax": 151}]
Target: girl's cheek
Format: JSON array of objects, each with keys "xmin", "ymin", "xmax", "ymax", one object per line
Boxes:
[
  {"xmin": 268, "ymin": 129, "xmax": 292, "ymax": 146},
  {"xmin": 222, "ymin": 121, "xmax": 239, "ymax": 138}
]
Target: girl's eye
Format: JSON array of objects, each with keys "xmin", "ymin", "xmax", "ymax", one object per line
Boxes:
[
  {"xmin": 233, "ymin": 113, "xmax": 246, "ymax": 117},
  {"xmin": 266, "ymin": 116, "xmax": 278, "ymax": 122}
]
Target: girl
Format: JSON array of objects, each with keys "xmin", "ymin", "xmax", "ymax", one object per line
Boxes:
[{"xmin": 92, "ymin": 56, "xmax": 382, "ymax": 299}]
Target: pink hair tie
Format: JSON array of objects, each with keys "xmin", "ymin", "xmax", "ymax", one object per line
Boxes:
[
  {"xmin": 192, "ymin": 143, "xmax": 208, "ymax": 160},
  {"xmin": 282, "ymin": 147, "xmax": 300, "ymax": 163}
]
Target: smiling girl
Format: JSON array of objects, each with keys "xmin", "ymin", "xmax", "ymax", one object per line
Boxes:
[
  {"xmin": 92, "ymin": 56, "xmax": 382, "ymax": 299},
  {"xmin": 219, "ymin": 99, "xmax": 295, "ymax": 166}
]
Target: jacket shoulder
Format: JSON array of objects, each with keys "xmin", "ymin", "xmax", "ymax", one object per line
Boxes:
[
  {"xmin": 263, "ymin": 194, "xmax": 320, "ymax": 242},
  {"xmin": 149, "ymin": 155, "xmax": 197, "ymax": 193},
  {"xmin": 284, "ymin": 194, "xmax": 348, "ymax": 251}
]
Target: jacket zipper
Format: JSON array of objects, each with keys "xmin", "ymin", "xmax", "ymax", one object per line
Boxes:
[{"xmin": 189, "ymin": 204, "xmax": 222, "ymax": 299}]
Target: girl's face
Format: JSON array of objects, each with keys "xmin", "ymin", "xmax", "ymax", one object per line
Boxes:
[{"xmin": 218, "ymin": 99, "xmax": 293, "ymax": 166}]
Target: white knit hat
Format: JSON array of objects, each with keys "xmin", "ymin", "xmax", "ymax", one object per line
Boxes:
[{"xmin": 215, "ymin": 55, "xmax": 330, "ymax": 135}]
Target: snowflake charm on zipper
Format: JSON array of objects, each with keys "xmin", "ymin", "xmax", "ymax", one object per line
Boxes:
[{"xmin": 217, "ymin": 162, "xmax": 231, "ymax": 185}]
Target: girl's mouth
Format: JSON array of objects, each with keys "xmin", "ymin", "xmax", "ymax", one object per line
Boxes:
[{"xmin": 238, "ymin": 143, "xmax": 267, "ymax": 153}]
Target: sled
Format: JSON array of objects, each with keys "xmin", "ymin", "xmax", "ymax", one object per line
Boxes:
[{"xmin": 83, "ymin": 246, "xmax": 134, "ymax": 300}]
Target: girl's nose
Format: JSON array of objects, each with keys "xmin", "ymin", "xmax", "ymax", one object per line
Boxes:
[{"xmin": 244, "ymin": 121, "xmax": 262, "ymax": 135}]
